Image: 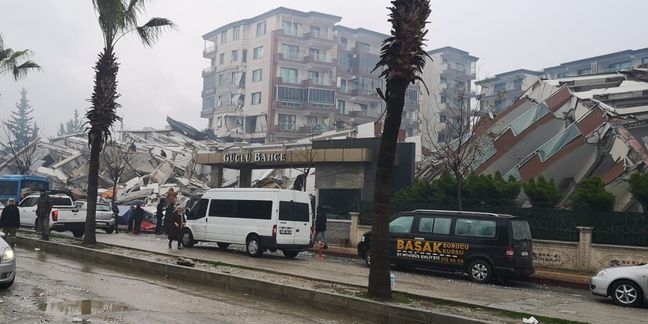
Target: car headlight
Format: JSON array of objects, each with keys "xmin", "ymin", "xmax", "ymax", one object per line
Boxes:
[
  {"xmin": 595, "ymin": 269, "xmax": 607, "ymax": 277},
  {"xmin": 1, "ymin": 248, "xmax": 14, "ymax": 263}
]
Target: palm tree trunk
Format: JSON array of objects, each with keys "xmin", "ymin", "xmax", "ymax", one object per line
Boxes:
[
  {"xmin": 368, "ymin": 78, "xmax": 408, "ymax": 300},
  {"xmin": 84, "ymin": 134, "xmax": 102, "ymax": 244}
]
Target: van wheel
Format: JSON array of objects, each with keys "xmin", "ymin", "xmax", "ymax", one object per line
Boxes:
[
  {"xmin": 72, "ymin": 229, "xmax": 84, "ymax": 238},
  {"xmin": 246, "ymin": 236, "xmax": 263, "ymax": 258},
  {"xmin": 363, "ymin": 249, "xmax": 371, "ymax": 268},
  {"xmin": 216, "ymin": 242, "xmax": 230, "ymax": 250},
  {"xmin": 105, "ymin": 226, "xmax": 114, "ymax": 234},
  {"xmin": 181, "ymin": 230, "xmax": 195, "ymax": 248},
  {"xmin": 0, "ymin": 277, "xmax": 14, "ymax": 289},
  {"xmin": 282, "ymin": 250, "xmax": 299, "ymax": 259},
  {"xmin": 468, "ymin": 259, "xmax": 493, "ymax": 284}
]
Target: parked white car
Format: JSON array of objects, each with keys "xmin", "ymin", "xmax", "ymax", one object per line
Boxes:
[
  {"xmin": 182, "ymin": 188, "xmax": 313, "ymax": 258},
  {"xmin": 73, "ymin": 201, "xmax": 115, "ymax": 234},
  {"xmin": 0, "ymin": 232, "xmax": 15, "ymax": 289},
  {"xmin": 590, "ymin": 264, "xmax": 648, "ymax": 306},
  {"xmin": 18, "ymin": 194, "xmax": 86, "ymax": 237}
]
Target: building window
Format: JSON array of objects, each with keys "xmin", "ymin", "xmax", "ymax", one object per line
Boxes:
[
  {"xmin": 220, "ymin": 31, "xmax": 227, "ymax": 44},
  {"xmin": 252, "ymin": 69, "xmax": 262, "ymax": 82},
  {"xmin": 557, "ymin": 72, "xmax": 567, "ymax": 78},
  {"xmin": 358, "ymin": 103, "xmax": 368, "ymax": 116},
  {"xmin": 494, "ymin": 82, "xmax": 505, "ymax": 92},
  {"xmin": 278, "ymin": 114, "xmax": 296, "ymax": 130},
  {"xmin": 608, "ymin": 61, "xmax": 632, "ymax": 72},
  {"xmin": 282, "ymin": 21, "xmax": 300, "ymax": 36},
  {"xmin": 308, "ymin": 71, "xmax": 319, "ymax": 81},
  {"xmin": 406, "ymin": 88, "xmax": 418, "ymax": 102},
  {"xmin": 439, "ymin": 115, "xmax": 447, "ymax": 123},
  {"xmin": 231, "ymin": 50, "xmax": 238, "ymax": 62},
  {"xmin": 253, "ymin": 46, "xmax": 263, "ymax": 59},
  {"xmin": 310, "ymin": 26, "xmax": 321, "ymax": 37},
  {"xmin": 577, "ymin": 68, "xmax": 592, "ymax": 75},
  {"xmin": 216, "ymin": 96, "xmax": 222, "ymax": 107},
  {"xmin": 437, "ymin": 133, "xmax": 447, "ymax": 143},
  {"xmin": 455, "ymin": 63, "xmax": 466, "ymax": 72},
  {"xmin": 337, "ymin": 100, "xmax": 347, "ymax": 114},
  {"xmin": 277, "ymin": 86, "xmax": 308, "ymax": 102},
  {"xmin": 281, "ymin": 44, "xmax": 300, "ymax": 60},
  {"xmin": 643, "ymin": 57, "xmax": 648, "ymax": 64},
  {"xmin": 217, "ymin": 117, "xmax": 222, "ymax": 127},
  {"xmin": 440, "ymin": 94, "xmax": 447, "ymax": 104},
  {"xmin": 280, "ymin": 67, "xmax": 299, "ymax": 84},
  {"xmin": 442, "ymin": 58, "xmax": 448, "ymax": 64},
  {"xmin": 309, "ymin": 48, "xmax": 320, "ymax": 58},
  {"xmin": 307, "ymin": 116, "xmax": 318, "ymax": 127},
  {"xmin": 219, "ymin": 53, "xmax": 225, "ymax": 65},
  {"xmin": 513, "ymin": 79, "xmax": 523, "ymax": 89},
  {"xmin": 232, "ymin": 26, "xmax": 240, "ymax": 40},
  {"xmin": 340, "ymin": 37, "xmax": 348, "ymax": 50},
  {"xmin": 308, "ymin": 88, "xmax": 335, "ymax": 104},
  {"xmin": 454, "ymin": 80, "xmax": 466, "ymax": 90},
  {"xmin": 251, "ymin": 92, "xmax": 261, "ymax": 105},
  {"xmin": 217, "ymin": 74, "xmax": 224, "ymax": 86},
  {"xmin": 440, "ymin": 76, "xmax": 447, "ymax": 84},
  {"xmin": 256, "ymin": 21, "xmax": 266, "ymax": 37}
]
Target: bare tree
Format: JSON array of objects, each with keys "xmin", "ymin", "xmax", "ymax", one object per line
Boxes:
[
  {"xmin": 0, "ymin": 122, "xmax": 39, "ymax": 175},
  {"xmin": 418, "ymin": 81, "xmax": 502, "ymax": 210},
  {"xmin": 100, "ymin": 141, "xmax": 134, "ymax": 232},
  {"xmin": 294, "ymin": 148, "xmax": 317, "ymax": 191}
]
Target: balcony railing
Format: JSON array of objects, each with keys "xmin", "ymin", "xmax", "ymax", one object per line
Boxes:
[
  {"xmin": 310, "ymin": 78, "xmax": 333, "ymax": 86},
  {"xmin": 283, "ymin": 28, "xmax": 300, "ymax": 37},
  {"xmin": 202, "ymin": 66, "xmax": 216, "ymax": 75},
  {"xmin": 204, "ymin": 45, "xmax": 216, "ymax": 55},
  {"xmin": 281, "ymin": 76, "xmax": 300, "ymax": 84},
  {"xmin": 282, "ymin": 51, "xmax": 304, "ymax": 61},
  {"xmin": 311, "ymin": 54, "xmax": 335, "ymax": 63},
  {"xmin": 278, "ymin": 122, "xmax": 297, "ymax": 131}
]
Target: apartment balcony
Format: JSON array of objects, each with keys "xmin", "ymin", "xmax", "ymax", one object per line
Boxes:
[
  {"xmin": 352, "ymin": 46, "xmax": 381, "ymax": 56},
  {"xmin": 276, "ymin": 29, "xmax": 336, "ymax": 45},
  {"xmin": 351, "ymin": 88, "xmax": 378, "ymax": 97},
  {"xmin": 203, "ymin": 45, "xmax": 217, "ymax": 58},
  {"xmin": 302, "ymin": 77, "xmax": 334, "ymax": 88},
  {"xmin": 277, "ymin": 51, "xmax": 305, "ymax": 62},
  {"xmin": 202, "ymin": 65, "xmax": 217, "ymax": 76},
  {"xmin": 306, "ymin": 53, "xmax": 336, "ymax": 64}
]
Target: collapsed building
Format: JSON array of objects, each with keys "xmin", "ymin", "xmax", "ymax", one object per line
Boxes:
[{"xmin": 461, "ymin": 67, "xmax": 648, "ymax": 211}]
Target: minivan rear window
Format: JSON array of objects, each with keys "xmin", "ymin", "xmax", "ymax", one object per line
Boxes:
[
  {"xmin": 279, "ymin": 202, "xmax": 310, "ymax": 222},
  {"xmin": 512, "ymin": 220, "xmax": 532, "ymax": 240}
]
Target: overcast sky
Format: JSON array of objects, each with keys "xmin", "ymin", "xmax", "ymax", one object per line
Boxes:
[{"xmin": 1, "ymin": 0, "xmax": 646, "ymax": 136}]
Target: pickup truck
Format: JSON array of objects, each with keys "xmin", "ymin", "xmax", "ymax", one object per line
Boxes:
[
  {"xmin": 18, "ymin": 194, "xmax": 86, "ymax": 238},
  {"xmin": 73, "ymin": 201, "xmax": 115, "ymax": 234}
]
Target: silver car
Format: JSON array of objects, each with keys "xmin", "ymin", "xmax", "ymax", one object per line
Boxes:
[
  {"xmin": 590, "ymin": 264, "xmax": 648, "ymax": 307},
  {"xmin": 0, "ymin": 232, "xmax": 16, "ymax": 289}
]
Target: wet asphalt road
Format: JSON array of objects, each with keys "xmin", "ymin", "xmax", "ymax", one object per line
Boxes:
[{"xmin": 0, "ymin": 248, "xmax": 368, "ymax": 324}]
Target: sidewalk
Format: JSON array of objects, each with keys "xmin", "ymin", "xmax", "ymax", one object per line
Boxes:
[{"xmin": 314, "ymin": 245, "xmax": 592, "ymax": 289}]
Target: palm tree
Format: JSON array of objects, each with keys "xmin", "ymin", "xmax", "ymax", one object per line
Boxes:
[
  {"xmin": 85, "ymin": 0, "xmax": 175, "ymax": 245},
  {"xmin": 0, "ymin": 34, "xmax": 41, "ymax": 81},
  {"xmin": 368, "ymin": 0, "xmax": 430, "ymax": 300}
]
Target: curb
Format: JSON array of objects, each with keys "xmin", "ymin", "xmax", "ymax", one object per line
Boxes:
[{"xmin": 16, "ymin": 236, "xmax": 487, "ymax": 324}]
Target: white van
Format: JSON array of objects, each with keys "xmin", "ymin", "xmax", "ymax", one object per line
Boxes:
[{"xmin": 181, "ymin": 188, "xmax": 313, "ymax": 258}]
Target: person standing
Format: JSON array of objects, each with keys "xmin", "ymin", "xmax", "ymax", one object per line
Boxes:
[
  {"xmin": 314, "ymin": 206, "xmax": 328, "ymax": 249},
  {"xmin": 36, "ymin": 189, "xmax": 53, "ymax": 241},
  {"xmin": 166, "ymin": 206, "xmax": 185, "ymax": 249},
  {"xmin": 111, "ymin": 202, "xmax": 120, "ymax": 234},
  {"xmin": 127, "ymin": 206, "xmax": 136, "ymax": 234},
  {"xmin": 165, "ymin": 188, "xmax": 177, "ymax": 207},
  {"xmin": 155, "ymin": 198, "xmax": 166, "ymax": 234},
  {"xmin": 0, "ymin": 198, "xmax": 20, "ymax": 247},
  {"xmin": 132, "ymin": 204, "xmax": 144, "ymax": 234}
]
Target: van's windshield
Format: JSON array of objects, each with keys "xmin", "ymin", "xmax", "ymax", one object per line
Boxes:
[{"xmin": 512, "ymin": 220, "xmax": 532, "ymax": 240}]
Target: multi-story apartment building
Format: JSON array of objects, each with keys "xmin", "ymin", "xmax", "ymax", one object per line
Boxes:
[
  {"xmin": 418, "ymin": 47, "xmax": 479, "ymax": 147},
  {"xmin": 477, "ymin": 47, "xmax": 648, "ymax": 113},
  {"xmin": 475, "ymin": 69, "xmax": 544, "ymax": 113},
  {"xmin": 201, "ymin": 7, "xmax": 417, "ymax": 143}
]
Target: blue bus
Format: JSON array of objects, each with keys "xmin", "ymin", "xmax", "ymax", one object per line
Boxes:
[{"xmin": 0, "ymin": 175, "xmax": 50, "ymax": 204}]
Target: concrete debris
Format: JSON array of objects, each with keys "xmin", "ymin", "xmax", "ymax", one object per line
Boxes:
[{"xmin": 176, "ymin": 257, "xmax": 195, "ymax": 267}]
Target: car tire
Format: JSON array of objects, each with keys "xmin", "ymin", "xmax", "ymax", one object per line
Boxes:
[
  {"xmin": 246, "ymin": 236, "xmax": 263, "ymax": 258},
  {"xmin": 611, "ymin": 280, "xmax": 644, "ymax": 307},
  {"xmin": 0, "ymin": 277, "xmax": 14, "ymax": 289},
  {"xmin": 181, "ymin": 229, "xmax": 195, "ymax": 248},
  {"xmin": 72, "ymin": 229, "xmax": 84, "ymax": 238},
  {"xmin": 216, "ymin": 242, "xmax": 230, "ymax": 250},
  {"xmin": 468, "ymin": 259, "xmax": 493, "ymax": 284},
  {"xmin": 363, "ymin": 248, "xmax": 371, "ymax": 268},
  {"xmin": 282, "ymin": 250, "xmax": 299, "ymax": 259},
  {"xmin": 105, "ymin": 226, "xmax": 114, "ymax": 234}
]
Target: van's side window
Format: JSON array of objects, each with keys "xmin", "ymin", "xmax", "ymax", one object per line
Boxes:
[
  {"xmin": 433, "ymin": 217, "xmax": 452, "ymax": 235},
  {"xmin": 418, "ymin": 217, "xmax": 434, "ymax": 233},
  {"xmin": 454, "ymin": 219, "xmax": 496, "ymax": 238},
  {"xmin": 188, "ymin": 199, "xmax": 209, "ymax": 220},
  {"xmin": 236, "ymin": 200, "xmax": 272, "ymax": 219},
  {"xmin": 209, "ymin": 199, "xmax": 235, "ymax": 217},
  {"xmin": 389, "ymin": 216, "xmax": 414, "ymax": 234}
]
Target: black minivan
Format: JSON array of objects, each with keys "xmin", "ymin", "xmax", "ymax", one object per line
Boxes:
[{"xmin": 357, "ymin": 209, "xmax": 534, "ymax": 283}]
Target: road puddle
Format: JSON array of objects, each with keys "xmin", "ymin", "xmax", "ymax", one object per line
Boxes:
[{"xmin": 38, "ymin": 300, "xmax": 129, "ymax": 316}]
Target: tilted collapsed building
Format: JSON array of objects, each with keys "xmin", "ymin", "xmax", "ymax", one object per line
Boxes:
[{"xmin": 467, "ymin": 67, "xmax": 648, "ymax": 211}]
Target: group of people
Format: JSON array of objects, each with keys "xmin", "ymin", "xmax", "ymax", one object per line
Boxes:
[
  {"xmin": 0, "ymin": 189, "xmax": 52, "ymax": 246},
  {"xmin": 152, "ymin": 188, "xmax": 185, "ymax": 249}
]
